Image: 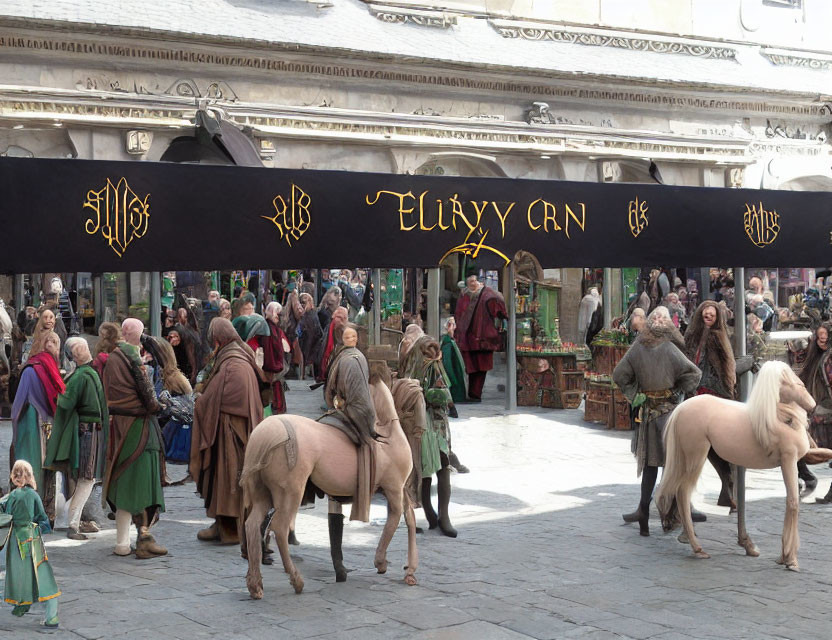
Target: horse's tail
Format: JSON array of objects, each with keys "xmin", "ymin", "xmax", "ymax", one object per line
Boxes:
[
  {"xmin": 655, "ymin": 404, "xmax": 688, "ymax": 522},
  {"xmin": 240, "ymin": 417, "xmax": 290, "ymax": 512}
]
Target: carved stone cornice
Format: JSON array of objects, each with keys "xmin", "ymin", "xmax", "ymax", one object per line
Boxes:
[
  {"xmin": 489, "ymin": 20, "xmax": 737, "ymax": 60},
  {"xmin": 761, "ymin": 48, "xmax": 832, "ymax": 70},
  {"xmin": 3, "ymin": 87, "xmax": 829, "ymax": 163},
  {"xmin": 367, "ymin": 3, "xmax": 456, "ymax": 27},
  {"xmin": 0, "ymin": 29, "xmax": 829, "ymax": 121}
]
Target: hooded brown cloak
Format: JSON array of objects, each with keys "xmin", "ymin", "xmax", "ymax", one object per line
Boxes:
[{"xmin": 191, "ymin": 318, "xmax": 265, "ymax": 521}]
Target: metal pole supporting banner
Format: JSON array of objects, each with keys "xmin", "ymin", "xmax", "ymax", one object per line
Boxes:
[
  {"xmin": 150, "ymin": 272, "xmax": 161, "ymax": 337},
  {"xmin": 505, "ymin": 261, "xmax": 517, "ymax": 411},
  {"xmin": 372, "ymin": 268, "xmax": 381, "ymax": 346},
  {"xmin": 733, "ymin": 266, "xmax": 749, "ymax": 537},
  {"xmin": 93, "ymin": 274, "xmax": 103, "ymax": 330},
  {"xmin": 13, "ymin": 274, "xmax": 23, "ymax": 312},
  {"xmin": 603, "ymin": 267, "xmax": 612, "ymax": 328},
  {"xmin": 427, "ymin": 268, "xmax": 440, "ymax": 339}
]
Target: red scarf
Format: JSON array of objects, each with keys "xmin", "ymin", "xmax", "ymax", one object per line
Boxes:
[{"xmin": 27, "ymin": 351, "xmax": 66, "ymax": 414}]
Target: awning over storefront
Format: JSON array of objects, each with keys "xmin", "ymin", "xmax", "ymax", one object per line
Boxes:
[{"xmin": 1, "ymin": 157, "xmax": 830, "ymax": 272}]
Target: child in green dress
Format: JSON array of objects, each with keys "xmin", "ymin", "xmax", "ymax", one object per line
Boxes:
[{"xmin": 1, "ymin": 460, "xmax": 60, "ymax": 628}]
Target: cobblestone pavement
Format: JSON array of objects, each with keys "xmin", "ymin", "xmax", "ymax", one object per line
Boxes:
[{"xmin": 2, "ymin": 368, "xmax": 832, "ymax": 639}]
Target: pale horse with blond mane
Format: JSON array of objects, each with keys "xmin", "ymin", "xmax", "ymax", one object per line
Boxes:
[
  {"xmin": 656, "ymin": 360, "xmax": 832, "ymax": 571},
  {"xmin": 239, "ymin": 376, "xmax": 418, "ymax": 599}
]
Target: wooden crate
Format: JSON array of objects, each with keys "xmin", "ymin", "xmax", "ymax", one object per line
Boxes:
[
  {"xmin": 584, "ymin": 381, "xmax": 612, "ymax": 424},
  {"xmin": 517, "ymin": 369, "xmax": 541, "ymax": 406},
  {"xmin": 612, "ymin": 390, "xmax": 632, "ymax": 430},
  {"xmin": 591, "ymin": 345, "xmax": 629, "ymax": 375},
  {"xmin": 542, "ymin": 388, "xmax": 582, "ymax": 410}
]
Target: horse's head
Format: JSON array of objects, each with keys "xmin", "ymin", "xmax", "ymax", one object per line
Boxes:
[
  {"xmin": 775, "ymin": 402, "xmax": 809, "ymax": 433},
  {"xmin": 779, "ymin": 367, "xmax": 816, "ymax": 414}
]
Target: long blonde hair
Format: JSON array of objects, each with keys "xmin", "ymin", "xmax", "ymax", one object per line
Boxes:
[
  {"xmin": 10, "ymin": 459, "xmax": 36, "ymax": 490},
  {"xmin": 747, "ymin": 361, "xmax": 798, "ymax": 451},
  {"xmin": 154, "ymin": 337, "xmax": 192, "ymax": 395}
]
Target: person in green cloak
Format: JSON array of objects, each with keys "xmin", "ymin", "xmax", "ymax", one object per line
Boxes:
[
  {"xmin": 44, "ymin": 337, "xmax": 108, "ymax": 541},
  {"xmin": 1, "ymin": 460, "xmax": 61, "ymax": 628}
]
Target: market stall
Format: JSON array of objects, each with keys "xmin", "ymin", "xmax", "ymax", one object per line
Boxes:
[{"xmin": 514, "ymin": 270, "xmax": 589, "ymax": 408}]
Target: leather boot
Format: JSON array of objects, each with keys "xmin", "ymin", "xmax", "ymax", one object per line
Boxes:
[
  {"xmin": 622, "ymin": 505, "xmax": 645, "ymax": 523},
  {"xmin": 67, "ymin": 527, "xmax": 87, "ymax": 541},
  {"xmin": 421, "ymin": 477, "xmax": 438, "ymax": 529},
  {"xmin": 638, "ymin": 501, "xmax": 649, "ymax": 537},
  {"xmin": 197, "ymin": 520, "xmax": 220, "ymax": 542},
  {"xmin": 816, "ymin": 483, "xmax": 832, "ymax": 504},
  {"xmin": 436, "ymin": 468, "xmax": 457, "ymax": 538},
  {"xmin": 328, "ymin": 513, "xmax": 348, "ymax": 582},
  {"xmin": 136, "ymin": 527, "xmax": 168, "ymax": 558},
  {"xmin": 690, "ymin": 506, "xmax": 707, "ymax": 523}
]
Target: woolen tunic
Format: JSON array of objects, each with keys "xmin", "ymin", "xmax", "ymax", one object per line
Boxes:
[{"xmin": 613, "ymin": 337, "xmax": 701, "ymax": 475}]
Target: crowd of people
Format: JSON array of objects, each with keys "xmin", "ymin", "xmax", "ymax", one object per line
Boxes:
[
  {"xmin": 613, "ymin": 268, "xmax": 832, "ymax": 538},
  {"xmin": 0, "ymin": 269, "xmax": 508, "ymax": 629}
]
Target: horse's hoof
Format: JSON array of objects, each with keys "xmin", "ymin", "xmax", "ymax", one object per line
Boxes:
[
  {"xmin": 677, "ymin": 532, "xmax": 689, "ymax": 544},
  {"xmin": 375, "ymin": 559, "xmax": 388, "ymax": 574},
  {"xmin": 262, "ymin": 555, "xmax": 274, "ymax": 566},
  {"xmin": 744, "ymin": 546, "xmax": 760, "ymax": 558},
  {"xmin": 290, "ymin": 574, "xmax": 304, "ymax": 594},
  {"xmin": 693, "ymin": 549, "xmax": 710, "ymax": 559},
  {"xmin": 246, "ymin": 576, "xmax": 264, "ymax": 600},
  {"xmin": 335, "ymin": 570, "xmax": 347, "ymax": 583},
  {"xmin": 404, "ymin": 574, "xmax": 418, "ymax": 586},
  {"xmin": 787, "ymin": 563, "xmax": 800, "ymax": 572}
]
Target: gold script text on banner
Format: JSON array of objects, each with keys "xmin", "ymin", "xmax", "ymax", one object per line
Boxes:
[
  {"xmin": 83, "ymin": 177, "xmax": 150, "ymax": 258},
  {"xmin": 527, "ymin": 200, "xmax": 586, "ymax": 238},
  {"xmin": 743, "ymin": 201, "xmax": 780, "ymax": 248},
  {"xmin": 262, "ymin": 184, "xmax": 311, "ymax": 247},
  {"xmin": 628, "ymin": 197, "xmax": 648, "ymax": 238}
]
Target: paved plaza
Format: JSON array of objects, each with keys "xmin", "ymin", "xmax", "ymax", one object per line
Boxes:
[{"xmin": 1, "ymin": 369, "xmax": 831, "ymax": 639}]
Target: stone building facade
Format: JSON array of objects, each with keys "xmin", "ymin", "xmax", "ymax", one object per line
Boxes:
[{"xmin": 0, "ymin": 0, "xmax": 830, "ymax": 338}]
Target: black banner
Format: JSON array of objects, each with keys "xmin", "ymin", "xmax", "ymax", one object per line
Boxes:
[{"xmin": 1, "ymin": 157, "xmax": 831, "ymax": 272}]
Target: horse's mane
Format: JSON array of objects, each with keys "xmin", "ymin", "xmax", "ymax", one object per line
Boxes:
[{"xmin": 747, "ymin": 361, "xmax": 797, "ymax": 451}]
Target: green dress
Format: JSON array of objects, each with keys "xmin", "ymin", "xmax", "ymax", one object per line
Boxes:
[
  {"xmin": 13, "ymin": 405, "xmax": 47, "ymax": 504},
  {"xmin": 1, "ymin": 487, "xmax": 61, "ymax": 607},
  {"xmin": 440, "ymin": 334, "xmax": 467, "ymax": 405}
]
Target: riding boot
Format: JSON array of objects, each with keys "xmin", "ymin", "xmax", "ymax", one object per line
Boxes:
[
  {"xmin": 622, "ymin": 506, "xmax": 645, "ymax": 524},
  {"xmin": 798, "ymin": 459, "xmax": 818, "ymax": 495},
  {"xmin": 815, "ymin": 483, "xmax": 832, "ymax": 504},
  {"xmin": 633, "ymin": 465, "xmax": 658, "ymax": 536},
  {"xmin": 436, "ymin": 467, "xmax": 457, "ymax": 538},
  {"xmin": 421, "ymin": 477, "xmax": 438, "ymax": 529},
  {"xmin": 328, "ymin": 513, "xmax": 348, "ymax": 582}
]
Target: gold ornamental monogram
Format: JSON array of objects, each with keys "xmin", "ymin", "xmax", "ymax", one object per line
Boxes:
[
  {"xmin": 262, "ymin": 184, "xmax": 311, "ymax": 247},
  {"xmin": 743, "ymin": 201, "xmax": 780, "ymax": 248},
  {"xmin": 83, "ymin": 177, "xmax": 150, "ymax": 257},
  {"xmin": 628, "ymin": 197, "xmax": 648, "ymax": 238}
]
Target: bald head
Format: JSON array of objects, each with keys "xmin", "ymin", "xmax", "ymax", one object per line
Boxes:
[{"xmin": 122, "ymin": 318, "xmax": 144, "ymax": 346}]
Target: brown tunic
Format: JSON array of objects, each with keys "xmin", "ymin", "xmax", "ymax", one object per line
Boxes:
[{"xmin": 191, "ymin": 342, "xmax": 264, "ymax": 520}]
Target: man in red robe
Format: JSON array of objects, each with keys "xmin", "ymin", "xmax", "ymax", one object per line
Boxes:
[{"xmin": 454, "ymin": 274, "xmax": 507, "ymax": 402}]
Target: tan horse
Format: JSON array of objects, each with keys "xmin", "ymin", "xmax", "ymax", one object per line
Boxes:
[
  {"xmin": 240, "ymin": 379, "xmax": 418, "ymax": 598},
  {"xmin": 656, "ymin": 361, "xmax": 832, "ymax": 571}
]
